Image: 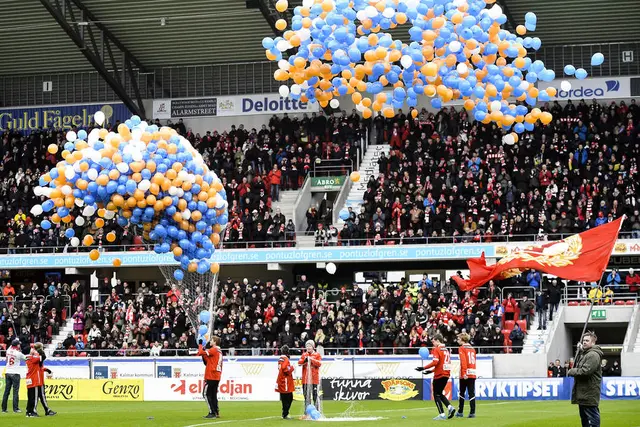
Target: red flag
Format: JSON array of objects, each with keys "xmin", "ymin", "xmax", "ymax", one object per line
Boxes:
[{"xmin": 453, "ymin": 217, "xmax": 625, "ymax": 291}]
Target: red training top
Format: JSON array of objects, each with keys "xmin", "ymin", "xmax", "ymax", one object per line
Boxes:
[
  {"xmin": 197, "ymin": 344, "xmax": 223, "ymax": 381},
  {"xmin": 276, "ymin": 355, "xmax": 295, "ymax": 393},
  {"xmin": 423, "ymin": 344, "xmax": 452, "ymax": 379},
  {"xmin": 459, "ymin": 344, "xmax": 477, "ymax": 379}
]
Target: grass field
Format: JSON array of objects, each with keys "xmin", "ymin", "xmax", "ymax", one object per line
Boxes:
[{"xmin": 1, "ymin": 400, "xmax": 639, "ymax": 427}]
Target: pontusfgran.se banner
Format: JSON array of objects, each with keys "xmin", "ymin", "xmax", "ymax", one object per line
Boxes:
[{"xmin": 0, "ymin": 244, "xmax": 495, "ymax": 269}]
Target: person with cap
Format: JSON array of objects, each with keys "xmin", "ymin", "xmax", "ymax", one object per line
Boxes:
[
  {"xmin": 276, "ymin": 345, "xmax": 295, "ymax": 419},
  {"xmin": 2, "ymin": 339, "xmax": 25, "ymax": 413},
  {"xmin": 298, "ymin": 340, "xmax": 322, "ymax": 413}
]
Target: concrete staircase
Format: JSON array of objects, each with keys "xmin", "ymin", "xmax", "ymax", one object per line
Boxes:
[
  {"xmin": 336, "ymin": 144, "xmax": 390, "ymax": 226},
  {"xmin": 633, "ymin": 319, "xmax": 640, "ymax": 352},
  {"xmin": 45, "ymin": 318, "xmax": 74, "ymax": 356},
  {"xmin": 272, "ymin": 190, "xmax": 299, "ymax": 231},
  {"xmin": 523, "ymin": 312, "xmax": 558, "ymax": 354}
]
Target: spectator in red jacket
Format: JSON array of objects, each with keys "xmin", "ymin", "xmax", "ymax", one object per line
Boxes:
[
  {"xmin": 502, "ymin": 293, "xmax": 517, "ymax": 321},
  {"xmin": 626, "ymin": 269, "xmax": 640, "ymax": 294},
  {"xmin": 268, "ymin": 165, "xmax": 282, "ymax": 202}
]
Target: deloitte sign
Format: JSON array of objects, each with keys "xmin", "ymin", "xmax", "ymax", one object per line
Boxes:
[{"xmin": 538, "ymin": 77, "xmax": 631, "ymax": 101}]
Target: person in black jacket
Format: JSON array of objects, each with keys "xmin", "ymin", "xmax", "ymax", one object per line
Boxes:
[
  {"xmin": 547, "ymin": 280, "xmax": 562, "ymax": 321},
  {"xmin": 535, "ymin": 290, "xmax": 548, "ymax": 330}
]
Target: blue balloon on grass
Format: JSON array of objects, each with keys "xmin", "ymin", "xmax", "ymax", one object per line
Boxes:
[
  {"xmin": 591, "ymin": 53, "xmax": 604, "ymax": 66},
  {"xmin": 199, "ymin": 310, "xmax": 211, "ymax": 324},
  {"xmin": 310, "ymin": 410, "xmax": 321, "ymax": 420},
  {"xmin": 419, "ymin": 346, "xmax": 430, "ymax": 359},
  {"xmin": 306, "ymin": 404, "xmax": 316, "ymax": 415}
]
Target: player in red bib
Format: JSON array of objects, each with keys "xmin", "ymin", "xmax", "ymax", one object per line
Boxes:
[
  {"xmin": 275, "ymin": 345, "xmax": 295, "ymax": 419},
  {"xmin": 416, "ymin": 333, "xmax": 456, "ymax": 420},
  {"xmin": 197, "ymin": 336, "xmax": 223, "ymax": 419},
  {"xmin": 456, "ymin": 332, "xmax": 477, "ymax": 418}
]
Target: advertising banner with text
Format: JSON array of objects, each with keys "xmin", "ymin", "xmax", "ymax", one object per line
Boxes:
[
  {"xmin": 537, "ymin": 76, "xmax": 633, "ymax": 101},
  {"xmin": 0, "ymin": 102, "xmax": 131, "ymax": 134}
]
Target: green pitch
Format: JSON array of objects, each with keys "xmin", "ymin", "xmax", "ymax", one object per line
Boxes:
[{"xmin": 1, "ymin": 400, "xmax": 639, "ymax": 427}]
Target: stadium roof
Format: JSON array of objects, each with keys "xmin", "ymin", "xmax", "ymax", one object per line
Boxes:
[{"xmin": 0, "ymin": 0, "xmax": 638, "ymax": 77}]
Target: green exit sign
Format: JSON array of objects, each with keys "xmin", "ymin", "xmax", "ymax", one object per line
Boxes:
[{"xmin": 591, "ymin": 309, "xmax": 607, "ymax": 320}]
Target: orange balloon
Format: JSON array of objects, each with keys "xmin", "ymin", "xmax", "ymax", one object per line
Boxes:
[
  {"xmin": 47, "ymin": 144, "xmax": 58, "ymax": 154},
  {"xmin": 112, "ymin": 258, "xmax": 122, "ymax": 267},
  {"xmin": 89, "ymin": 249, "xmax": 100, "ymax": 261},
  {"xmin": 95, "ymin": 218, "xmax": 105, "ymax": 228},
  {"xmin": 106, "ymin": 232, "xmax": 116, "ymax": 243}
]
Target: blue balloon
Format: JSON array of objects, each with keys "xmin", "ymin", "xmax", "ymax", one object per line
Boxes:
[
  {"xmin": 174, "ymin": 269, "xmax": 184, "ymax": 281},
  {"xmin": 419, "ymin": 346, "xmax": 430, "ymax": 359},
  {"xmin": 564, "ymin": 65, "xmax": 576, "ymax": 76},
  {"xmin": 198, "ymin": 325, "xmax": 208, "ymax": 335},
  {"xmin": 41, "ymin": 220, "xmax": 52, "ymax": 230},
  {"xmin": 310, "ymin": 410, "xmax": 321, "ymax": 421},
  {"xmin": 65, "ymin": 228, "xmax": 75, "ymax": 238},
  {"xmin": 306, "ymin": 404, "xmax": 316, "ymax": 415},
  {"xmin": 591, "ymin": 53, "xmax": 604, "ymax": 66},
  {"xmin": 575, "ymin": 68, "xmax": 588, "ymax": 80},
  {"xmin": 199, "ymin": 311, "xmax": 211, "ymax": 324},
  {"xmin": 339, "ymin": 209, "xmax": 350, "ymax": 221}
]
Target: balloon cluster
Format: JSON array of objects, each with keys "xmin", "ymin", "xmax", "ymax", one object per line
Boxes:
[
  {"xmin": 263, "ymin": 0, "xmax": 604, "ymax": 135},
  {"xmin": 198, "ymin": 310, "xmax": 211, "ymax": 343},
  {"xmin": 32, "ymin": 112, "xmax": 228, "ymax": 279}
]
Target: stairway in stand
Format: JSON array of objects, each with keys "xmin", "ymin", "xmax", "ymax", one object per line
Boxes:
[{"xmin": 336, "ymin": 144, "xmax": 390, "ymax": 226}]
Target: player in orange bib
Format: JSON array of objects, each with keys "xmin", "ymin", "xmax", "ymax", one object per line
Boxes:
[
  {"xmin": 456, "ymin": 332, "xmax": 477, "ymax": 419},
  {"xmin": 416, "ymin": 333, "xmax": 456, "ymax": 420},
  {"xmin": 197, "ymin": 336, "xmax": 223, "ymax": 419}
]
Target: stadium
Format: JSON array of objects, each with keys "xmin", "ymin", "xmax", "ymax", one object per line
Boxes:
[{"xmin": 0, "ymin": 0, "xmax": 640, "ymax": 426}]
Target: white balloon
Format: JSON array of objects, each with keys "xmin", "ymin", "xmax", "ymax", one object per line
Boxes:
[
  {"xmin": 88, "ymin": 129, "xmax": 100, "ymax": 144},
  {"xmin": 176, "ymin": 188, "xmax": 185, "ymax": 198},
  {"xmin": 326, "ymin": 262, "xmax": 337, "ymax": 275},
  {"xmin": 301, "ymin": 81, "xmax": 309, "ymax": 89},
  {"xmin": 104, "ymin": 210, "xmax": 115, "ymax": 220},
  {"xmin": 449, "ymin": 41, "xmax": 461, "ymax": 53},
  {"xmin": 82, "ymin": 206, "xmax": 96, "ymax": 217},
  {"xmin": 405, "ymin": 0, "xmax": 419, "ymax": 9},
  {"xmin": 116, "ymin": 162, "xmax": 129, "ymax": 173},
  {"xmin": 61, "ymin": 185, "xmax": 72, "ymax": 196},
  {"xmin": 66, "ymin": 131, "xmax": 77, "ymax": 142},
  {"xmin": 94, "ymin": 111, "xmax": 106, "ymax": 126},
  {"xmin": 168, "ymin": 186, "xmax": 178, "ymax": 196},
  {"xmin": 30, "ymin": 205, "xmax": 43, "ymax": 216},
  {"xmin": 503, "ymin": 134, "xmax": 515, "ymax": 145},
  {"xmin": 178, "ymin": 170, "xmax": 188, "ymax": 180},
  {"xmin": 215, "ymin": 194, "xmax": 225, "ymax": 209},
  {"xmin": 488, "ymin": 4, "xmax": 502, "ymax": 19},
  {"xmin": 356, "ymin": 103, "xmax": 364, "ymax": 112},
  {"xmin": 33, "ymin": 186, "xmax": 43, "ymax": 196},
  {"xmin": 291, "ymin": 84, "xmax": 302, "ymax": 95},
  {"xmin": 87, "ymin": 169, "xmax": 98, "ymax": 181},
  {"xmin": 302, "ymin": 0, "xmax": 313, "ymax": 7},
  {"xmin": 382, "ymin": 7, "xmax": 395, "ymax": 18},
  {"xmin": 131, "ymin": 129, "xmax": 143, "ymax": 142},
  {"xmin": 65, "ymin": 167, "xmax": 76, "ymax": 180},
  {"xmin": 400, "ymin": 55, "xmax": 413, "ymax": 69},
  {"xmin": 278, "ymin": 59, "xmax": 291, "ymax": 71},
  {"xmin": 70, "ymin": 237, "xmax": 80, "ymax": 247},
  {"xmin": 75, "ymin": 216, "xmax": 86, "ymax": 226},
  {"xmin": 355, "ymin": 10, "xmax": 367, "ymax": 21},
  {"xmin": 490, "ymin": 100, "xmax": 502, "ymax": 112},
  {"xmin": 75, "ymin": 198, "xmax": 85, "ymax": 207},
  {"xmin": 330, "ymin": 99, "xmax": 340, "ymax": 109},
  {"xmin": 456, "ymin": 63, "xmax": 468, "ymax": 75},
  {"xmin": 138, "ymin": 179, "xmax": 151, "ymax": 192},
  {"xmin": 132, "ymin": 150, "xmax": 143, "ymax": 162},
  {"xmin": 181, "ymin": 209, "xmax": 191, "ymax": 220},
  {"xmin": 279, "ymin": 85, "xmax": 290, "ymax": 97},
  {"xmin": 298, "ymin": 28, "xmax": 311, "ymax": 41},
  {"xmin": 91, "ymin": 151, "xmax": 102, "ymax": 164},
  {"xmin": 365, "ymin": 5, "xmax": 378, "ymax": 17},
  {"xmin": 276, "ymin": 40, "xmax": 291, "ymax": 52},
  {"xmin": 560, "ymin": 81, "xmax": 572, "ymax": 92}
]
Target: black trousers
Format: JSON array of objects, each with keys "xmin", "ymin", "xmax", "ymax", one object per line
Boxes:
[
  {"xmin": 203, "ymin": 380, "xmax": 219, "ymax": 415},
  {"xmin": 432, "ymin": 377, "xmax": 451, "ymax": 415},
  {"xmin": 26, "ymin": 386, "xmax": 51, "ymax": 415},
  {"xmin": 579, "ymin": 405, "xmax": 600, "ymax": 427},
  {"xmin": 1, "ymin": 373, "xmax": 20, "ymax": 412},
  {"xmin": 302, "ymin": 384, "xmax": 319, "ymax": 408},
  {"xmin": 458, "ymin": 378, "xmax": 476, "ymax": 415},
  {"xmin": 280, "ymin": 393, "xmax": 293, "ymax": 418}
]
